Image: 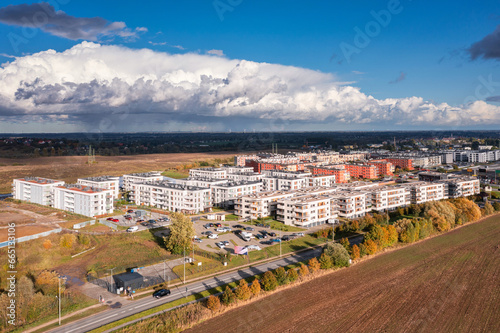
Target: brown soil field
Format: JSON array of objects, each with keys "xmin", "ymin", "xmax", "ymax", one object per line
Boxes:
[
  {"xmin": 0, "ymin": 225, "xmax": 58, "ymax": 242},
  {"xmin": 0, "ymin": 211, "xmax": 35, "ymax": 225},
  {"xmin": 187, "ymin": 215, "xmax": 500, "ymax": 333},
  {"xmin": 0, "ymin": 152, "xmax": 235, "ymax": 193}
]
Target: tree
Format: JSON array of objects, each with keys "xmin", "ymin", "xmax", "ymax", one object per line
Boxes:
[
  {"xmin": 273, "ymin": 267, "xmax": 288, "ymax": 286},
  {"xmin": 42, "ymin": 239, "xmax": 52, "ymax": 250},
  {"xmin": 324, "ymin": 242, "xmax": 350, "ymax": 267},
  {"xmin": 484, "ymin": 201, "xmax": 495, "ymax": 216},
  {"xmin": 319, "ymin": 252, "xmax": 333, "ymax": 269},
  {"xmin": 235, "ymin": 279, "xmax": 251, "ymax": 301},
  {"xmin": 261, "ymin": 271, "xmax": 278, "ymax": 291},
  {"xmin": 59, "ymin": 234, "xmax": 76, "ymax": 249},
  {"xmin": 386, "ymin": 225, "xmax": 398, "ymax": 246},
  {"xmin": 493, "ymin": 202, "xmax": 500, "ymax": 212},
  {"xmin": 164, "ymin": 212, "xmax": 195, "ymax": 254},
  {"xmin": 350, "ymin": 220, "xmax": 360, "ymax": 232},
  {"xmin": 287, "ymin": 268, "xmax": 298, "ymax": 282},
  {"xmin": 351, "ymin": 244, "xmax": 360, "ymax": 260},
  {"xmin": 308, "ymin": 257, "xmax": 321, "ymax": 274},
  {"xmin": 35, "ymin": 270, "xmax": 61, "ymax": 296},
  {"xmin": 364, "ymin": 239, "xmax": 378, "ymax": 255},
  {"xmin": 298, "ymin": 263, "xmax": 310, "ymax": 278},
  {"xmin": 340, "ymin": 237, "xmax": 351, "ymax": 252},
  {"xmin": 250, "ymin": 279, "xmax": 261, "ymax": 295},
  {"xmin": 221, "ymin": 286, "xmax": 235, "ymax": 305},
  {"xmin": 206, "ymin": 295, "xmax": 221, "ymax": 313}
]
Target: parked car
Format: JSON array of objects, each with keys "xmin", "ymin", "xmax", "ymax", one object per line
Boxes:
[
  {"xmin": 222, "ymin": 226, "xmax": 232, "ymax": 232},
  {"xmin": 245, "ymin": 226, "xmax": 254, "ymax": 231},
  {"xmin": 234, "ymin": 224, "xmax": 244, "ymax": 229},
  {"xmin": 124, "ymin": 215, "xmax": 132, "ymax": 220},
  {"xmin": 148, "ymin": 219, "xmax": 157, "ymax": 224},
  {"xmin": 106, "ymin": 217, "xmax": 114, "ymax": 221},
  {"xmin": 260, "ymin": 240, "xmax": 273, "ymax": 245},
  {"xmin": 193, "ymin": 237, "xmax": 202, "ymax": 243},
  {"xmin": 282, "ymin": 235, "xmax": 290, "ymax": 241},
  {"xmin": 127, "ymin": 209, "xmax": 134, "ymax": 213},
  {"xmin": 204, "ymin": 224, "xmax": 211, "ymax": 229},
  {"xmin": 215, "ymin": 227, "xmax": 225, "ymax": 232},
  {"xmin": 269, "ymin": 232, "xmax": 277, "ymax": 237},
  {"xmin": 203, "ymin": 231, "xmax": 213, "ymax": 235},
  {"xmin": 141, "ymin": 222, "xmax": 149, "ymax": 227},
  {"xmin": 255, "ymin": 234, "xmax": 263, "ymax": 240},
  {"xmin": 246, "ymin": 245, "xmax": 261, "ymax": 251},
  {"xmin": 208, "ymin": 233, "xmax": 219, "ymax": 239},
  {"xmin": 271, "ymin": 238, "xmax": 281, "ymax": 242},
  {"xmin": 216, "ymin": 242, "xmax": 225, "ymax": 249},
  {"xmin": 127, "ymin": 226, "xmax": 139, "ymax": 232},
  {"xmin": 222, "ymin": 240, "xmax": 230, "ymax": 246},
  {"xmin": 137, "ymin": 218, "xmax": 145, "ymax": 223},
  {"xmin": 111, "ymin": 218, "xmax": 119, "ymax": 222},
  {"xmin": 153, "ymin": 289, "xmax": 171, "ymax": 298},
  {"xmin": 214, "ymin": 223, "xmax": 222, "ymax": 227},
  {"xmin": 208, "ymin": 223, "xmax": 214, "ymax": 227}
]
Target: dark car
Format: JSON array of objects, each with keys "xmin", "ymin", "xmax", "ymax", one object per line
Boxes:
[
  {"xmin": 281, "ymin": 235, "xmax": 290, "ymax": 241},
  {"xmin": 269, "ymin": 232, "xmax": 277, "ymax": 237},
  {"xmin": 214, "ymin": 223, "xmax": 222, "ymax": 227},
  {"xmin": 255, "ymin": 234, "xmax": 263, "ymax": 240},
  {"xmin": 245, "ymin": 226, "xmax": 254, "ymax": 231},
  {"xmin": 259, "ymin": 230, "xmax": 268, "ymax": 235},
  {"xmin": 233, "ymin": 224, "xmax": 244, "ymax": 229},
  {"xmin": 141, "ymin": 222, "xmax": 149, "ymax": 226},
  {"xmin": 260, "ymin": 240, "xmax": 273, "ymax": 245},
  {"xmin": 148, "ymin": 219, "xmax": 157, "ymax": 224},
  {"xmin": 153, "ymin": 289, "xmax": 171, "ymax": 298},
  {"xmin": 127, "ymin": 209, "xmax": 134, "ymax": 213}
]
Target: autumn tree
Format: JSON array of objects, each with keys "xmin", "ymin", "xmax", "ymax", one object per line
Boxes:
[
  {"xmin": 298, "ymin": 263, "xmax": 310, "ymax": 278},
  {"xmin": 164, "ymin": 212, "xmax": 195, "ymax": 254},
  {"xmin": 386, "ymin": 225, "xmax": 398, "ymax": 246},
  {"xmin": 235, "ymin": 279, "xmax": 251, "ymax": 301},
  {"xmin": 261, "ymin": 271, "xmax": 278, "ymax": 291},
  {"xmin": 206, "ymin": 295, "xmax": 221, "ymax": 313},
  {"xmin": 319, "ymin": 252, "xmax": 333, "ymax": 269},
  {"xmin": 493, "ymin": 202, "xmax": 500, "ymax": 211},
  {"xmin": 42, "ymin": 239, "xmax": 52, "ymax": 250},
  {"xmin": 350, "ymin": 220, "xmax": 360, "ymax": 232},
  {"xmin": 308, "ymin": 257, "xmax": 321, "ymax": 274},
  {"xmin": 484, "ymin": 201, "xmax": 495, "ymax": 216},
  {"xmin": 59, "ymin": 234, "xmax": 76, "ymax": 248},
  {"xmin": 221, "ymin": 286, "xmax": 235, "ymax": 305},
  {"xmin": 324, "ymin": 242, "xmax": 350, "ymax": 267},
  {"xmin": 288, "ymin": 268, "xmax": 299, "ymax": 282},
  {"xmin": 273, "ymin": 267, "xmax": 288, "ymax": 285},
  {"xmin": 35, "ymin": 270, "xmax": 62, "ymax": 296},
  {"xmin": 250, "ymin": 278, "xmax": 261, "ymax": 295},
  {"xmin": 351, "ymin": 244, "xmax": 360, "ymax": 260},
  {"xmin": 364, "ymin": 239, "xmax": 378, "ymax": 255},
  {"xmin": 340, "ymin": 237, "xmax": 351, "ymax": 252}
]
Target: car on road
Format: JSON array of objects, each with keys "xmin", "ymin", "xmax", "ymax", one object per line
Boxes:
[
  {"xmin": 127, "ymin": 226, "xmax": 139, "ymax": 232},
  {"xmin": 246, "ymin": 245, "xmax": 261, "ymax": 251},
  {"xmin": 208, "ymin": 233, "xmax": 219, "ymax": 239},
  {"xmin": 153, "ymin": 289, "xmax": 171, "ymax": 298}
]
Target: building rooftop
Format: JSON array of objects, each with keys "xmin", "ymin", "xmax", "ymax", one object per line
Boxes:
[
  {"xmin": 79, "ymin": 176, "xmax": 120, "ymax": 182},
  {"xmin": 17, "ymin": 177, "xmax": 63, "ymax": 185},
  {"xmin": 57, "ymin": 184, "xmax": 110, "ymax": 194}
]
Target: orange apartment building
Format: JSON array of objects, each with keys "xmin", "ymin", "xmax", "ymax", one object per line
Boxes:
[
  {"xmin": 310, "ymin": 166, "xmax": 350, "ymax": 183},
  {"xmin": 368, "ymin": 160, "xmax": 394, "ymax": 176},
  {"xmin": 383, "ymin": 158, "xmax": 414, "ymax": 170},
  {"xmin": 344, "ymin": 164, "xmax": 378, "ymax": 179}
]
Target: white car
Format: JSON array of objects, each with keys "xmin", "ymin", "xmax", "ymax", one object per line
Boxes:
[
  {"xmin": 215, "ymin": 227, "xmax": 225, "ymax": 232},
  {"xmin": 126, "ymin": 226, "xmax": 138, "ymax": 232},
  {"xmin": 245, "ymin": 245, "xmax": 261, "ymax": 251},
  {"xmin": 208, "ymin": 233, "xmax": 219, "ymax": 239},
  {"xmin": 216, "ymin": 242, "xmax": 225, "ymax": 249},
  {"xmin": 222, "ymin": 227, "xmax": 232, "ymax": 232}
]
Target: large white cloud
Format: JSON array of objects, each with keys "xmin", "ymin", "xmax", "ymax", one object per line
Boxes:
[{"xmin": 0, "ymin": 42, "xmax": 498, "ymax": 131}]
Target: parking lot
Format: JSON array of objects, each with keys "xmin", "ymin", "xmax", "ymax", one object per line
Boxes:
[
  {"xmin": 103, "ymin": 210, "xmax": 171, "ymax": 232},
  {"xmin": 191, "ymin": 218, "xmax": 307, "ymax": 254}
]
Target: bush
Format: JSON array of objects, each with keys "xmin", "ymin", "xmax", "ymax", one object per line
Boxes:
[
  {"xmin": 235, "ymin": 279, "xmax": 251, "ymax": 301},
  {"xmin": 351, "ymin": 244, "xmax": 360, "ymax": 260},
  {"xmin": 319, "ymin": 252, "xmax": 333, "ymax": 269},
  {"xmin": 287, "ymin": 268, "xmax": 298, "ymax": 282},
  {"xmin": 221, "ymin": 286, "xmax": 235, "ymax": 305},
  {"xmin": 42, "ymin": 239, "xmax": 52, "ymax": 250},
  {"xmin": 493, "ymin": 202, "xmax": 500, "ymax": 211},
  {"xmin": 364, "ymin": 239, "xmax": 378, "ymax": 255},
  {"xmin": 59, "ymin": 234, "xmax": 77, "ymax": 249},
  {"xmin": 78, "ymin": 234, "xmax": 91, "ymax": 246},
  {"xmin": 298, "ymin": 264, "xmax": 309, "ymax": 278},
  {"xmin": 324, "ymin": 242, "xmax": 350, "ymax": 267},
  {"xmin": 206, "ymin": 295, "xmax": 220, "ymax": 312},
  {"xmin": 340, "ymin": 237, "xmax": 351, "ymax": 252},
  {"xmin": 261, "ymin": 271, "xmax": 278, "ymax": 291},
  {"xmin": 35, "ymin": 270, "xmax": 61, "ymax": 296},
  {"xmin": 308, "ymin": 257, "xmax": 321, "ymax": 273},
  {"xmin": 250, "ymin": 279, "xmax": 261, "ymax": 295},
  {"xmin": 274, "ymin": 267, "xmax": 288, "ymax": 285}
]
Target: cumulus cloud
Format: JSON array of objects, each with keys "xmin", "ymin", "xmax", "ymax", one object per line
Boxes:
[
  {"xmin": 468, "ymin": 24, "xmax": 500, "ymax": 61},
  {"xmin": 389, "ymin": 72, "xmax": 406, "ymax": 84},
  {"xmin": 207, "ymin": 49, "xmax": 225, "ymax": 57},
  {"xmin": 0, "ymin": 3, "xmax": 143, "ymax": 41},
  {"xmin": 0, "ymin": 42, "xmax": 499, "ymax": 132}
]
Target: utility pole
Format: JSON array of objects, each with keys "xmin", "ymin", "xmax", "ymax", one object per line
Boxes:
[
  {"xmin": 107, "ymin": 268, "xmax": 115, "ymax": 293},
  {"xmin": 163, "ymin": 261, "xmax": 166, "ymax": 283},
  {"xmin": 279, "ymin": 226, "xmax": 282, "ymax": 257},
  {"xmin": 183, "ymin": 246, "xmax": 186, "ymax": 284},
  {"xmin": 58, "ymin": 276, "xmax": 66, "ymax": 326}
]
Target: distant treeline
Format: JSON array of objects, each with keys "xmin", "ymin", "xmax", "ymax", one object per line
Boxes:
[{"xmin": 0, "ymin": 131, "xmax": 499, "ymax": 158}]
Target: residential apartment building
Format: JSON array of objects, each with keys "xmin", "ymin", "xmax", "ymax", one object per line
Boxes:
[
  {"xmin": 12, "ymin": 177, "xmax": 65, "ymax": 206},
  {"xmin": 384, "ymin": 158, "xmax": 414, "ymax": 170},
  {"xmin": 221, "ymin": 165, "xmax": 255, "ymax": 174},
  {"xmin": 440, "ymin": 177, "xmax": 480, "ymax": 198},
  {"xmin": 368, "ymin": 186, "xmax": 408, "ymax": 211},
  {"xmin": 189, "ymin": 167, "xmax": 227, "ymax": 180},
  {"xmin": 402, "ymin": 182, "xmax": 445, "ymax": 204},
  {"xmin": 235, "ymin": 191, "xmax": 294, "ymax": 220},
  {"xmin": 77, "ymin": 176, "xmax": 120, "ymax": 198},
  {"xmin": 262, "ymin": 176, "xmax": 308, "ymax": 192},
  {"xmin": 368, "ymin": 160, "xmax": 394, "ymax": 176},
  {"xmin": 53, "ymin": 184, "xmax": 113, "ymax": 217},
  {"xmin": 211, "ymin": 181, "xmax": 263, "ymax": 209},
  {"xmin": 344, "ymin": 164, "xmax": 378, "ymax": 179},
  {"xmin": 122, "ymin": 172, "xmax": 163, "ymax": 191},
  {"xmin": 331, "ymin": 191, "xmax": 367, "ymax": 219},
  {"xmin": 310, "ymin": 166, "xmax": 350, "ymax": 183},
  {"xmin": 134, "ymin": 182, "xmax": 212, "ymax": 214},
  {"xmin": 306, "ymin": 175, "xmax": 336, "ymax": 187},
  {"xmin": 277, "ymin": 195, "xmax": 334, "ymax": 227},
  {"xmin": 226, "ymin": 172, "xmax": 264, "ymax": 182}
]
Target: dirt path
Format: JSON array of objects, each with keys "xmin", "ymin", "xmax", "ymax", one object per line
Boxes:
[{"xmin": 187, "ymin": 215, "xmax": 500, "ymax": 333}]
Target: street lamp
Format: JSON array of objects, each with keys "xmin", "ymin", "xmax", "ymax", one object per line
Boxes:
[
  {"xmin": 279, "ymin": 226, "xmax": 282, "ymax": 257},
  {"xmin": 58, "ymin": 276, "xmax": 67, "ymax": 326},
  {"xmin": 183, "ymin": 246, "xmax": 186, "ymax": 284}
]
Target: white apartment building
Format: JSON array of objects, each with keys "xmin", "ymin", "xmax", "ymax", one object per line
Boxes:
[
  {"xmin": 77, "ymin": 176, "xmax": 120, "ymax": 198},
  {"xmin": 295, "ymin": 186, "xmax": 338, "ymax": 197},
  {"xmin": 262, "ymin": 176, "xmax": 308, "ymax": 192},
  {"xmin": 226, "ymin": 172, "xmax": 264, "ymax": 182},
  {"xmin": 134, "ymin": 182, "xmax": 212, "ymax": 214},
  {"xmin": 440, "ymin": 177, "xmax": 480, "ymax": 198},
  {"xmin": 189, "ymin": 167, "xmax": 227, "ymax": 180},
  {"xmin": 12, "ymin": 177, "xmax": 65, "ymax": 206},
  {"xmin": 221, "ymin": 165, "xmax": 255, "ymax": 174},
  {"xmin": 177, "ymin": 178, "xmax": 227, "ymax": 188},
  {"xmin": 235, "ymin": 191, "xmax": 294, "ymax": 220},
  {"xmin": 53, "ymin": 184, "xmax": 113, "ymax": 217},
  {"xmin": 402, "ymin": 182, "xmax": 445, "ymax": 204},
  {"xmin": 369, "ymin": 186, "xmax": 408, "ymax": 211},
  {"xmin": 277, "ymin": 195, "xmax": 334, "ymax": 227},
  {"xmin": 262, "ymin": 170, "xmax": 312, "ymax": 178},
  {"xmin": 306, "ymin": 175, "xmax": 336, "ymax": 187},
  {"xmin": 331, "ymin": 191, "xmax": 367, "ymax": 219},
  {"xmin": 122, "ymin": 172, "xmax": 163, "ymax": 191},
  {"xmin": 211, "ymin": 181, "xmax": 263, "ymax": 209}
]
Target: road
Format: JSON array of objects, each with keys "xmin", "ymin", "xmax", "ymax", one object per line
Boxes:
[{"xmin": 48, "ymin": 246, "xmax": 326, "ymax": 333}]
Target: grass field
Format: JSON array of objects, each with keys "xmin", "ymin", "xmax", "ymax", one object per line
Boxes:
[
  {"xmin": 187, "ymin": 214, "xmax": 500, "ymax": 333},
  {"xmin": 243, "ymin": 218, "xmax": 306, "ymax": 232},
  {"xmin": 0, "ymin": 152, "xmax": 234, "ymax": 193},
  {"xmin": 162, "ymin": 169, "xmax": 189, "ymax": 179}
]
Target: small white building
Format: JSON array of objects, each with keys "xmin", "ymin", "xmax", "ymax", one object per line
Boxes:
[
  {"xmin": 53, "ymin": 184, "xmax": 113, "ymax": 217},
  {"xmin": 77, "ymin": 176, "xmax": 120, "ymax": 198},
  {"xmin": 12, "ymin": 177, "xmax": 65, "ymax": 206}
]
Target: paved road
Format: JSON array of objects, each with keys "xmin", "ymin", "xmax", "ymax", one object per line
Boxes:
[{"xmin": 47, "ymin": 247, "xmax": 326, "ymax": 333}]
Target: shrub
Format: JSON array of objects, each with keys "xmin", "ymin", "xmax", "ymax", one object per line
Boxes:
[
  {"xmin": 493, "ymin": 202, "xmax": 500, "ymax": 211},
  {"xmin": 287, "ymin": 268, "xmax": 298, "ymax": 282},
  {"xmin": 298, "ymin": 264, "xmax": 309, "ymax": 278},
  {"xmin": 250, "ymin": 279, "xmax": 261, "ymax": 295},
  {"xmin": 319, "ymin": 252, "xmax": 333, "ymax": 269},
  {"xmin": 235, "ymin": 279, "xmax": 251, "ymax": 301},
  {"xmin": 42, "ymin": 239, "xmax": 52, "ymax": 250},
  {"xmin": 261, "ymin": 271, "xmax": 278, "ymax": 291},
  {"xmin": 206, "ymin": 295, "xmax": 220, "ymax": 312},
  {"xmin": 273, "ymin": 267, "xmax": 288, "ymax": 286},
  {"xmin": 324, "ymin": 242, "xmax": 350, "ymax": 267},
  {"xmin": 484, "ymin": 202, "xmax": 495, "ymax": 216},
  {"xmin": 308, "ymin": 257, "xmax": 321, "ymax": 273},
  {"xmin": 35, "ymin": 270, "xmax": 61, "ymax": 296},
  {"xmin": 221, "ymin": 286, "xmax": 235, "ymax": 305},
  {"xmin": 78, "ymin": 234, "xmax": 91, "ymax": 246},
  {"xmin": 340, "ymin": 238, "xmax": 351, "ymax": 252},
  {"xmin": 59, "ymin": 234, "xmax": 77, "ymax": 249},
  {"xmin": 365, "ymin": 239, "xmax": 378, "ymax": 255},
  {"xmin": 351, "ymin": 244, "xmax": 360, "ymax": 260}
]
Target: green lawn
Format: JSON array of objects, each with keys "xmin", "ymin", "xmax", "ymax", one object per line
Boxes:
[
  {"xmin": 243, "ymin": 218, "xmax": 306, "ymax": 232},
  {"xmin": 224, "ymin": 214, "xmax": 240, "ymax": 221},
  {"xmin": 162, "ymin": 170, "xmax": 189, "ymax": 179}
]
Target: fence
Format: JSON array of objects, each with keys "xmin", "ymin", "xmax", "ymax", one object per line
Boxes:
[
  {"xmin": 73, "ymin": 220, "xmax": 96, "ymax": 229},
  {"xmin": 99, "ymin": 219, "xmax": 118, "ymax": 230},
  {"xmin": 0, "ymin": 228, "xmax": 62, "ymax": 248}
]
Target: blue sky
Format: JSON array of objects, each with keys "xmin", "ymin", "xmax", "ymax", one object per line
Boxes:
[{"xmin": 0, "ymin": 0, "xmax": 499, "ymax": 132}]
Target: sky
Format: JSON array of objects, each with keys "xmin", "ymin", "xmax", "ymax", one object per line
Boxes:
[{"xmin": 0, "ymin": 0, "xmax": 499, "ymax": 133}]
